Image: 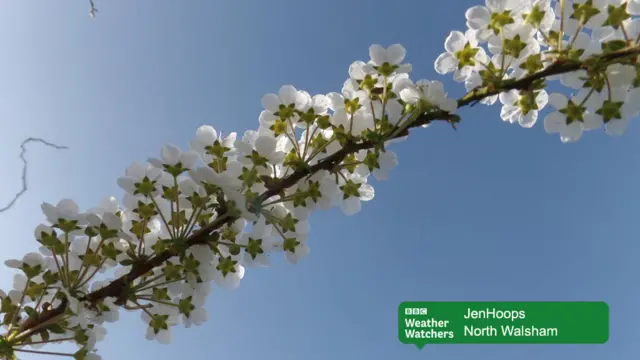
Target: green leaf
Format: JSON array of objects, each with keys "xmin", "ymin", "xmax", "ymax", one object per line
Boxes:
[
  {"xmin": 133, "ymin": 176, "xmax": 157, "ymax": 197},
  {"xmin": 179, "ymin": 297, "xmax": 195, "ymax": 317},
  {"xmin": 454, "ymin": 42, "xmax": 480, "ymax": 69},
  {"xmin": 119, "ymin": 259, "xmax": 135, "ymax": 266},
  {"xmin": 596, "ymin": 100, "xmax": 624, "ymax": 123},
  {"xmin": 238, "ymin": 167, "xmax": 261, "ymax": 188},
  {"xmin": 74, "ymin": 328, "xmax": 89, "ymax": 346},
  {"xmin": 48, "ymin": 324, "xmax": 66, "ymax": 334},
  {"xmin": 601, "ymin": 39, "xmax": 628, "ymax": 54},
  {"xmin": 73, "ymin": 348, "xmax": 88, "ymax": 360},
  {"xmin": 602, "ymin": 3, "xmax": 630, "ymax": 29},
  {"xmin": 571, "ymin": 0, "xmax": 600, "ymax": 23},
  {"xmin": 0, "ymin": 336, "xmax": 15, "ymax": 360},
  {"xmin": 205, "ymin": 140, "xmax": 231, "ymax": 158},
  {"xmin": 279, "ymin": 213, "xmax": 299, "ymax": 233},
  {"xmin": 283, "ymin": 237, "xmax": 301, "ymax": 253},
  {"xmin": 340, "ymin": 180, "xmax": 362, "ymax": 199},
  {"xmin": 246, "ymin": 238, "xmax": 265, "ymax": 259},
  {"xmin": 216, "ymin": 256, "xmax": 237, "ymax": 276},
  {"xmin": 523, "ymin": 4, "xmax": 546, "ymax": 27},
  {"xmin": 152, "ymin": 287, "xmax": 171, "ymax": 302},
  {"xmin": 488, "ymin": 10, "xmax": 515, "ymax": 35}
]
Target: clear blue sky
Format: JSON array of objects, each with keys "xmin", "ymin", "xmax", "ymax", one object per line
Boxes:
[{"xmin": 1, "ymin": 0, "xmax": 639, "ymax": 359}]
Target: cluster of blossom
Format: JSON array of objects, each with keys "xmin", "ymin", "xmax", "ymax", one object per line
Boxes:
[
  {"xmin": 0, "ymin": 39, "xmax": 465, "ymax": 359},
  {"xmin": 438, "ymin": 0, "xmax": 640, "ymax": 142},
  {"xmin": 2, "ymin": 0, "xmax": 639, "ymax": 359}
]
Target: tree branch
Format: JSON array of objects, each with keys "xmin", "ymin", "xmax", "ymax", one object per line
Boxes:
[
  {"xmin": 457, "ymin": 45, "xmax": 640, "ymax": 108},
  {"xmin": 0, "ymin": 137, "xmax": 69, "ymax": 214},
  {"xmin": 15, "ymin": 44, "xmax": 640, "ymax": 338}
]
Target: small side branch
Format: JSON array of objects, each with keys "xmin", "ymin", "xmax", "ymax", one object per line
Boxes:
[
  {"xmin": 89, "ymin": 0, "xmax": 98, "ymax": 18},
  {"xmin": 0, "ymin": 137, "xmax": 69, "ymax": 214}
]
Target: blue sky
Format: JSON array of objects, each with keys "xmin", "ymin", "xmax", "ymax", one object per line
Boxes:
[{"xmin": 1, "ymin": 0, "xmax": 639, "ymax": 359}]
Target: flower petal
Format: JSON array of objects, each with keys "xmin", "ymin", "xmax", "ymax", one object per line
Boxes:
[
  {"xmin": 386, "ymin": 44, "xmax": 406, "ymax": 65},
  {"xmin": 278, "ymin": 85, "xmax": 298, "ymax": 105},
  {"xmin": 444, "ymin": 31, "xmax": 466, "ymax": 53},
  {"xmin": 369, "ymin": 44, "xmax": 387, "ymax": 65},
  {"xmin": 195, "ymin": 125, "xmax": 217, "ymax": 146},
  {"xmin": 605, "ymin": 118, "xmax": 629, "ymax": 136},
  {"xmin": 434, "ymin": 53, "xmax": 457, "ymax": 75},
  {"xmin": 341, "ymin": 197, "xmax": 361, "ymax": 216},
  {"xmin": 261, "ymin": 93, "xmax": 280, "ymax": 112},
  {"xmin": 466, "ymin": 6, "xmax": 491, "ymax": 30},
  {"xmin": 254, "ymin": 135, "xmax": 277, "ymax": 156},
  {"xmin": 161, "ymin": 144, "xmax": 181, "ymax": 166},
  {"xmin": 543, "ymin": 112, "xmax": 566, "ymax": 134}
]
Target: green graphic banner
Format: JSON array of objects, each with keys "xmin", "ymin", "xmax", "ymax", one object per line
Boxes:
[{"xmin": 398, "ymin": 301, "xmax": 609, "ymax": 348}]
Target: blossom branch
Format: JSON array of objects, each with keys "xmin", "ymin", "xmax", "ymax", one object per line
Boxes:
[
  {"xmin": 14, "ymin": 44, "xmax": 640, "ymax": 344},
  {"xmin": 5, "ymin": 3, "xmax": 640, "ymax": 354}
]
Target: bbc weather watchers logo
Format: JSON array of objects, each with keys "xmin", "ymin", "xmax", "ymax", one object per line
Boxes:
[{"xmin": 405, "ymin": 307, "xmax": 428, "ymax": 316}]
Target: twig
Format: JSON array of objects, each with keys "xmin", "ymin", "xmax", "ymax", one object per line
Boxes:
[
  {"xmin": 89, "ymin": 0, "xmax": 98, "ymax": 18},
  {"xmin": 0, "ymin": 137, "xmax": 68, "ymax": 213}
]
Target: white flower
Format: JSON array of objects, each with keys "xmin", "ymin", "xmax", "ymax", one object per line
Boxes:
[
  {"xmin": 464, "ymin": 73, "xmax": 498, "ymax": 106},
  {"xmin": 245, "ymin": 134, "xmax": 286, "ymax": 165},
  {"xmin": 465, "ymin": 0, "xmax": 528, "ymax": 43},
  {"xmin": 142, "ymin": 312, "xmax": 177, "ymax": 344},
  {"xmin": 369, "ymin": 44, "xmax": 405, "ymax": 66},
  {"xmin": 598, "ymin": 86, "xmax": 640, "ymax": 136},
  {"xmin": 238, "ymin": 219, "xmax": 275, "ymax": 268},
  {"xmin": 400, "ymin": 79, "xmax": 458, "ymax": 114},
  {"xmin": 543, "ymin": 92, "xmax": 602, "ymax": 143},
  {"xmin": 629, "ymin": 0, "xmax": 640, "ymax": 14},
  {"xmin": 488, "ymin": 23, "xmax": 538, "ymax": 61},
  {"xmin": 91, "ymin": 295, "xmax": 120, "ymax": 323},
  {"xmin": 339, "ymin": 175, "xmax": 375, "ymax": 216},
  {"xmin": 87, "ymin": 196, "xmax": 120, "ymax": 215},
  {"xmin": 211, "ymin": 254, "xmax": 245, "ymax": 289},
  {"xmin": 225, "ymin": 190, "xmax": 259, "ymax": 222},
  {"xmin": 148, "ymin": 144, "xmax": 200, "ymax": 172},
  {"xmin": 190, "ymin": 125, "xmax": 237, "ymax": 162},
  {"xmin": 305, "ymin": 170, "xmax": 340, "ymax": 210},
  {"xmin": 373, "ymin": 151, "xmax": 399, "ymax": 181},
  {"xmin": 260, "ymin": 85, "xmax": 309, "ymax": 128},
  {"xmin": 182, "ymin": 296, "xmax": 208, "ymax": 328},
  {"xmin": 41, "ymin": 199, "xmax": 86, "ymax": 225},
  {"xmin": 86, "ymin": 211, "xmax": 122, "ymax": 234},
  {"xmin": 278, "ymin": 233, "xmax": 310, "ymax": 264},
  {"xmin": 296, "ymin": 93, "xmax": 331, "ymax": 125},
  {"xmin": 499, "ymin": 89, "xmax": 549, "ymax": 128},
  {"xmin": 349, "ymin": 60, "xmax": 378, "ymax": 82},
  {"xmin": 368, "ymin": 44, "xmax": 412, "ymax": 74},
  {"xmin": 182, "ymin": 307, "xmax": 208, "ymax": 328},
  {"xmin": 86, "ymin": 353, "xmax": 102, "ymax": 360},
  {"xmin": 522, "ymin": 0, "xmax": 556, "ymax": 32},
  {"xmin": 551, "ymin": 0, "xmax": 580, "ymax": 36},
  {"xmin": 326, "ymin": 79, "xmax": 374, "ymax": 135},
  {"xmin": 117, "ymin": 162, "xmax": 163, "ymax": 196},
  {"xmin": 234, "ymin": 130, "xmax": 259, "ymax": 154},
  {"xmin": 33, "ymin": 224, "xmax": 55, "ymax": 242},
  {"xmin": 605, "ymin": 64, "xmax": 637, "ymax": 89},
  {"xmin": 5, "ymin": 252, "xmax": 44, "ymax": 270},
  {"xmin": 435, "ymin": 30, "xmax": 488, "ymax": 82},
  {"xmin": 87, "ymin": 325, "xmax": 107, "ymax": 348},
  {"xmin": 62, "ymin": 290, "xmax": 92, "ymax": 329},
  {"xmin": 570, "ymin": 0, "xmax": 614, "ymax": 29},
  {"xmin": 13, "ymin": 274, "xmax": 28, "ymax": 292}
]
